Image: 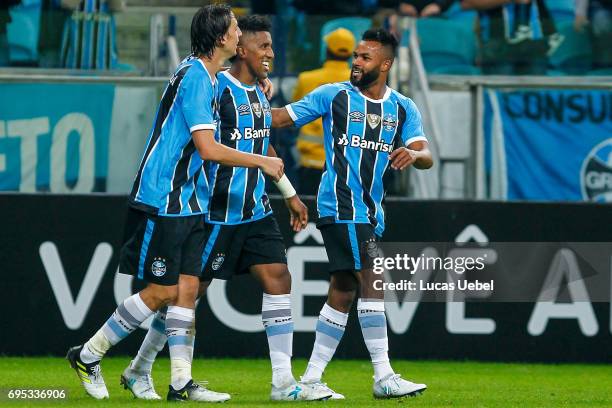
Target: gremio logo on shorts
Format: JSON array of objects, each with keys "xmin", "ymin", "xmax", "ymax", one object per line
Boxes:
[
  {"xmin": 581, "ymin": 139, "xmax": 612, "ymax": 202},
  {"xmin": 337, "ymin": 133, "xmax": 393, "ymax": 153},
  {"xmin": 151, "ymin": 257, "xmax": 167, "ymax": 277},
  {"xmin": 229, "ymin": 127, "xmax": 270, "ymax": 141}
]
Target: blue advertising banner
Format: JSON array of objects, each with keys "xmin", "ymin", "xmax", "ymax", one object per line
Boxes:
[
  {"xmin": 0, "ymin": 83, "xmax": 114, "ymax": 192},
  {"xmin": 484, "ymin": 89, "xmax": 612, "ymax": 201}
]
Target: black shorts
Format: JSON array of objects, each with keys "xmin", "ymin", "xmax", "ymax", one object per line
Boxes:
[
  {"xmin": 119, "ymin": 207, "xmax": 206, "ymax": 286},
  {"xmin": 201, "ymin": 215, "xmax": 287, "ymax": 281},
  {"xmin": 318, "ymin": 222, "xmax": 378, "ymax": 273}
]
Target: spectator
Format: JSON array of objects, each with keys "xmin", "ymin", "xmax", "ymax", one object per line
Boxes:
[
  {"xmin": 575, "ymin": 0, "xmax": 612, "ymax": 69},
  {"xmin": 386, "ymin": 0, "xmax": 455, "ymax": 41},
  {"xmin": 462, "ymin": 0, "xmax": 559, "ymax": 75},
  {"xmin": 292, "ymin": 28, "xmax": 355, "ymax": 195},
  {"xmin": 398, "ymin": 0, "xmax": 455, "ymax": 17}
]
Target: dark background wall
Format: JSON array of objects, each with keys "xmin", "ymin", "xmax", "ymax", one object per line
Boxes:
[{"xmin": 1, "ymin": 194, "xmax": 610, "ymax": 363}]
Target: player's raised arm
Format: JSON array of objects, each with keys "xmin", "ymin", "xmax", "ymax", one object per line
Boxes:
[
  {"xmin": 192, "ymin": 129, "xmax": 284, "ymax": 180},
  {"xmin": 267, "ymin": 144, "xmax": 308, "ymax": 231}
]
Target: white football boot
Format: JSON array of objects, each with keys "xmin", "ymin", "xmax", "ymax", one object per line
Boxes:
[
  {"xmin": 300, "ymin": 379, "xmax": 345, "ymax": 400},
  {"xmin": 120, "ymin": 362, "xmax": 161, "ymax": 400},
  {"xmin": 270, "ymin": 378, "xmax": 332, "ymax": 401},
  {"xmin": 167, "ymin": 379, "xmax": 231, "ymax": 402},
  {"xmin": 66, "ymin": 345, "xmax": 109, "ymax": 400},
  {"xmin": 373, "ymin": 374, "xmax": 426, "ymax": 399}
]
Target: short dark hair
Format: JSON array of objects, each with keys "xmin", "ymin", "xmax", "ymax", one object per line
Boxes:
[
  {"xmin": 190, "ymin": 4, "xmax": 233, "ymax": 59},
  {"xmin": 361, "ymin": 28, "xmax": 398, "ymax": 58},
  {"xmin": 238, "ymin": 14, "xmax": 272, "ymax": 35}
]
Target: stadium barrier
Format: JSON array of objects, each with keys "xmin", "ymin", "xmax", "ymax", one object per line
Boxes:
[
  {"xmin": 1, "ymin": 73, "xmax": 610, "ymax": 200},
  {"xmin": 1, "ymin": 193, "xmax": 610, "ymax": 362}
]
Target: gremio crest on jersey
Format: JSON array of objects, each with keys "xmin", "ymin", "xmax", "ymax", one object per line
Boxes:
[
  {"xmin": 367, "ymin": 113, "xmax": 381, "ymax": 129},
  {"xmin": 382, "ymin": 114, "xmax": 397, "ymax": 131}
]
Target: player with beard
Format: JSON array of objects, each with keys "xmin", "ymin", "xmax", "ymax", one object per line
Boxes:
[
  {"xmin": 118, "ymin": 15, "xmax": 332, "ymax": 402},
  {"xmin": 271, "ymin": 29, "xmax": 433, "ymax": 399}
]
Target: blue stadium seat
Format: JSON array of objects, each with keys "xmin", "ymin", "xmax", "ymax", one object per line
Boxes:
[
  {"xmin": 545, "ymin": 0, "xmax": 575, "ymax": 24},
  {"xmin": 416, "ymin": 18, "xmax": 477, "ymax": 73},
  {"xmin": 444, "ymin": 2, "xmax": 477, "ymax": 23},
  {"xmin": 549, "ymin": 21, "xmax": 592, "ymax": 74},
  {"xmin": 319, "ymin": 17, "xmax": 371, "ymax": 62},
  {"xmin": 6, "ymin": 0, "xmax": 42, "ymax": 64}
]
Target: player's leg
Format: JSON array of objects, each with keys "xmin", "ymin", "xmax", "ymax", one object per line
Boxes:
[
  {"xmin": 165, "ymin": 220, "xmax": 230, "ymax": 402},
  {"xmin": 122, "ymin": 280, "xmax": 212, "ymax": 400},
  {"xmin": 300, "ymin": 270, "xmax": 356, "ymax": 400},
  {"xmin": 243, "ymin": 216, "xmax": 331, "ymax": 401},
  {"xmin": 300, "ymin": 223, "xmax": 362, "ymax": 399},
  {"xmin": 250, "ymin": 263, "xmax": 294, "ymax": 389},
  {"xmin": 355, "ymin": 226, "xmax": 426, "ymax": 399},
  {"xmin": 66, "ymin": 208, "xmax": 177, "ymax": 399}
]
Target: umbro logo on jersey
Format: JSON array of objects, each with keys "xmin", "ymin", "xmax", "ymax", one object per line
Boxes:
[
  {"xmin": 237, "ymin": 104, "xmax": 250, "ymax": 115},
  {"xmin": 252, "ymin": 102, "xmax": 262, "ymax": 118},
  {"xmin": 349, "ymin": 111, "xmax": 365, "ymax": 122},
  {"xmin": 229, "ymin": 127, "xmax": 271, "ymax": 140},
  {"xmin": 366, "ymin": 113, "xmax": 381, "ymax": 129}
]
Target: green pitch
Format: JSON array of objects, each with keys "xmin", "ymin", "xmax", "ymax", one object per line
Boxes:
[{"xmin": 0, "ymin": 358, "xmax": 611, "ymax": 407}]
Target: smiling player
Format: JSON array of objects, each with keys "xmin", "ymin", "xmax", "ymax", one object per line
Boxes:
[{"xmin": 271, "ymin": 29, "xmax": 433, "ymax": 399}]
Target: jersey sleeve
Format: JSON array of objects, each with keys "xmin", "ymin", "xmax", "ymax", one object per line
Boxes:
[
  {"xmin": 285, "ymin": 84, "xmax": 336, "ymax": 127},
  {"xmin": 180, "ymin": 69, "xmax": 217, "ymax": 133},
  {"xmin": 400, "ymin": 97, "xmax": 428, "ymax": 146}
]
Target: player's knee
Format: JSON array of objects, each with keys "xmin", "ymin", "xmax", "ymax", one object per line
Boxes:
[
  {"xmin": 176, "ymin": 276, "xmax": 200, "ymax": 304},
  {"xmin": 330, "ymin": 271, "xmax": 359, "ymax": 293},
  {"xmin": 147, "ymin": 285, "xmax": 178, "ymax": 307}
]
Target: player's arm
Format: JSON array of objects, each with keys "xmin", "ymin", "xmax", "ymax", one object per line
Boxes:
[
  {"xmin": 389, "ymin": 98, "xmax": 434, "ymax": 170},
  {"xmin": 271, "ymin": 107, "xmax": 295, "ymax": 128},
  {"xmin": 192, "ymin": 129, "xmax": 284, "ymax": 180},
  {"xmin": 267, "ymin": 144, "xmax": 309, "ymax": 232},
  {"xmin": 180, "ymin": 70, "xmax": 284, "ymax": 180},
  {"xmin": 272, "ymin": 84, "xmax": 332, "ymax": 129},
  {"xmin": 389, "ymin": 140, "xmax": 433, "ymax": 170}
]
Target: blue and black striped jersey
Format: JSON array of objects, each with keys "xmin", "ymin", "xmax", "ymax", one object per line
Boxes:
[
  {"xmin": 206, "ymin": 70, "xmax": 273, "ymax": 224},
  {"xmin": 129, "ymin": 56, "xmax": 217, "ymax": 216},
  {"xmin": 287, "ymin": 82, "xmax": 427, "ymax": 236}
]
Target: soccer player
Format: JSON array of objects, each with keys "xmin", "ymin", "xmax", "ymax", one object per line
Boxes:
[
  {"xmin": 271, "ymin": 29, "xmax": 433, "ymax": 399},
  {"xmin": 118, "ymin": 15, "xmax": 331, "ymax": 402},
  {"xmin": 66, "ymin": 5, "xmax": 284, "ymax": 402}
]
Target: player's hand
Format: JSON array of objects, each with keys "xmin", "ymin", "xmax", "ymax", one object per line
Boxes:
[
  {"xmin": 420, "ymin": 3, "xmax": 441, "ymax": 17},
  {"xmin": 574, "ymin": 15, "xmax": 588, "ymax": 32},
  {"xmin": 285, "ymin": 195, "xmax": 308, "ymax": 232},
  {"xmin": 260, "ymin": 156, "xmax": 284, "ymax": 181},
  {"xmin": 389, "ymin": 147, "xmax": 417, "ymax": 170},
  {"xmin": 258, "ymin": 78, "xmax": 274, "ymax": 99}
]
